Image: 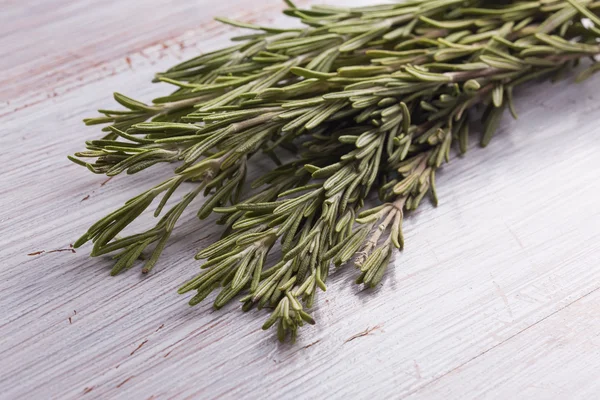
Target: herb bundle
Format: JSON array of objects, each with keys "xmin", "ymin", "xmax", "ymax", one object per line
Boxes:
[{"xmin": 70, "ymin": 0, "xmax": 600, "ymax": 341}]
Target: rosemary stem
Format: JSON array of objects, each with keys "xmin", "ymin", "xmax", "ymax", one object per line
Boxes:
[{"xmin": 71, "ymin": 0, "xmax": 600, "ymax": 342}]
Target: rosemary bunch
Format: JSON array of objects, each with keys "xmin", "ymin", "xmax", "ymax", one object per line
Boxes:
[{"xmin": 70, "ymin": 0, "xmax": 600, "ymax": 341}]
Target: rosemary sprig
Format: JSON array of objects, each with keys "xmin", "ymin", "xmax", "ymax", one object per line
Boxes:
[{"xmin": 70, "ymin": 0, "xmax": 600, "ymax": 341}]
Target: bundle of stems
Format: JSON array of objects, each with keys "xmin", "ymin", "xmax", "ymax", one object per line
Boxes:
[{"xmin": 70, "ymin": 0, "xmax": 600, "ymax": 341}]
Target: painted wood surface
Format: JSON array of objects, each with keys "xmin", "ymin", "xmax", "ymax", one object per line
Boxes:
[{"xmin": 1, "ymin": 1, "xmax": 600, "ymax": 399}]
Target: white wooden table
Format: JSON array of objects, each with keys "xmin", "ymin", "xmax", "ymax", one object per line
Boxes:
[{"xmin": 2, "ymin": 1, "xmax": 600, "ymax": 399}]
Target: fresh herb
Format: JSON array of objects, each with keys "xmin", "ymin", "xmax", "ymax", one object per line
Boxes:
[{"xmin": 70, "ymin": 0, "xmax": 600, "ymax": 342}]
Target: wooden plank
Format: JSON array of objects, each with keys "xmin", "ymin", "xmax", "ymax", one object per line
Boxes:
[
  {"xmin": 410, "ymin": 289, "xmax": 600, "ymax": 399},
  {"xmin": 1, "ymin": 1, "xmax": 600, "ymax": 399},
  {"xmin": 1, "ymin": 0, "xmax": 291, "ymax": 115}
]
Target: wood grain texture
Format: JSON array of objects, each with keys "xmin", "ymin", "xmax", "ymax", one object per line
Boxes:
[{"xmin": 1, "ymin": 1, "xmax": 600, "ymax": 399}]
